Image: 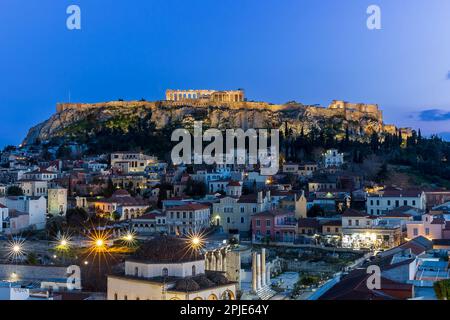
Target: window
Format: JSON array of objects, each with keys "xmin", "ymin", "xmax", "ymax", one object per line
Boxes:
[
  {"xmin": 348, "ymin": 219, "xmax": 352, "ymax": 226},
  {"xmin": 192, "ymin": 265, "xmax": 196, "ymax": 276},
  {"xmin": 134, "ymin": 267, "xmax": 139, "ymax": 277},
  {"xmin": 256, "ymin": 220, "xmax": 261, "ymax": 226},
  {"xmin": 370, "ymin": 200, "xmax": 374, "ymax": 206},
  {"xmin": 355, "ymin": 220, "xmax": 359, "ymax": 226},
  {"xmin": 395, "ymin": 200, "xmax": 400, "ymax": 207},
  {"xmin": 162, "ymin": 268, "xmax": 169, "ymax": 277},
  {"xmin": 413, "ymin": 228, "xmax": 418, "ymax": 236},
  {"xmin": 124, "ymin": 295, "xmax": 128, "ymax": 300},
  {"xmin": 425, "ymin": 228, "xmax": 430, "ymax": 236},
  {"xmin": 266, "ymin": 220, "xmax": 271, "ymax": 227},
  {"xmin": 327, "ymin": 227, "xmax": 331, "ymax": 232},
  {"xmin": 412, "ymin": 200, "xmax": 416, "ymax": 206},
  {"xmin": 227, "ymin": 217, "xmax": 231, "ymax": 223},
  {"xmin": 240, "ymin": 217, "xmax": 245, "ymax": 224},
  {"xmin": 404, "ymin": 200, "xmax": 408, "ymax": 206},
  {"xmin": 376, "ymin": 200, "xmax": 380, "ymax": 206},
  {"xmin": 388, "ymin": 200, "xmax": 391, "ymax": 206}
]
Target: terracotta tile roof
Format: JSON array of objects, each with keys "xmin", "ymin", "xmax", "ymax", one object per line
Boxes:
[
  {"xmin": 342, "ymin": 209, "xmax": 369, "ymax": 217},
  {"xmin": 297, "ymin": 218, "xmax": 320, "ymax": 229},
  {"xmin": 252, "ymin": 209, "xmax": 292, "ymax": 218},
  {"xmin": 169, "ymin": 203, "xmax": 210, "ymax": 211},
  {"xmin": 227, "ymin": 180, "xmax": 242, "ymax": 187},
  {"xmin": 319, "ymin": 269, "xmax": 413, "ymax": 300}
]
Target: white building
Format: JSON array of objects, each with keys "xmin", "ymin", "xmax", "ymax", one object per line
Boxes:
[
  {"xmin": 0, "ymin": 204, "xmax": 7, "ymax": 233},
  {"xmin": 367, "ymin": 188, "xmax": 426, "ymax": 216},
  {"xmin": 22, "ymin": 168, "xmax": 57, "ymax": 181},
  {"xmin": 166, "ymin": 203, "xmax": 211, "ymax": 235},
  {"xmin": 111, "ymin": 152, "xmax": 157, "ymax": 174},
  {"xmin": 323, "ymin": 149, "xmax": 344, "ymax": 168},
  {"xmin": 0, "ymin": 196, "xmax": 47, "ymax": 230},
  {"xmin": 212, "ymin": 191, "xmax": 271, "ymax": 233},
  {"xmin": 47, "ymin": 187, "xmax": 68, "ymax": 216},
  {"xmin": 17, "ymin": 180, "xmax": 48, "ymax": 197}
]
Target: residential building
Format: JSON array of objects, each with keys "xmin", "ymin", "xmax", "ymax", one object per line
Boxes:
[
  {"xmin": 367, "ymin": 188, "xmax": 426, "ymax": 216},
  {"xmin": 93, "ymin": 189, "xmax": 149, "ymax": 220},
  {"xmin": 22, "ymin": 168, "xmax": 57, "ymax": 181},
  {"xmin": 251, "ymin": 209, "xmax": 296, "ymax": 243},
  {"xmin": 110, "ymin": 152, "xmax": 157, "ymax": 174},
  {"xmin": 323, "ymin": 149, "xmax": 344, "ymax": 168},
  {"xmin": 406, "ymin": 214, "xmax": 450, "ymax": 241},
  {"xmin": 0, "ymin": 196, "xmax": 47, "ymax": 230},
  {"xmin": 17, "ymin": 180, "xmax": 48, "ymax": 197},
  {"xmin": 47, "ymin": 187, "xmax": 68, "ymax": 216},
  {"xmin": 212, "ymin": 191, "xmax": 271, "ymax": 234},
  {"xmin": 166, "ymin": 203, "xmax": 211, "ymax": 235},
  {"xmin": 341, "ymin": 209, "xmax": 403, "ymax": 250}
]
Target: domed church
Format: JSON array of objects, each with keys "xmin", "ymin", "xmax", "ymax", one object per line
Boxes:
[{"xmin": 107, "ymin": 235, "xmax": 237, "ymax": 300}]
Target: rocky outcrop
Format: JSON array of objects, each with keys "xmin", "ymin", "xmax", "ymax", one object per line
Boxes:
[{"xmin": 22, "ymin": 100, "xmax": 386, "ymax": 146}]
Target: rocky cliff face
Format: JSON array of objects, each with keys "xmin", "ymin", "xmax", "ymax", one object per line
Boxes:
[{"xmin": 22, "ymin": 101, "xmax": 384, "ymax": 146}]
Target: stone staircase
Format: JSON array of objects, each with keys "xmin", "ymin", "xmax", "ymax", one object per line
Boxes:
[{"xmin": 256, "ymin": 286, "xmax": 277, "ymax": 300}]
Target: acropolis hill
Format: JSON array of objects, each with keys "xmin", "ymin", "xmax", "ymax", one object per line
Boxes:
[
  {"xmin": 23, "ymin": 89, "xmax": 409, "ymax": 145},
  {"xmin": 56, "ymin": 89, "xmax": 383, "ymax": 123}
]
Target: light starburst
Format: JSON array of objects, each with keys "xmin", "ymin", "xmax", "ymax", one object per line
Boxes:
[
  {"xmin": 121, "ymin": 229, "xmax": 137, "ymax": 247},
  {"xmin": 6, "ymin": 238, "xmax": 26, "ymax": 262}
]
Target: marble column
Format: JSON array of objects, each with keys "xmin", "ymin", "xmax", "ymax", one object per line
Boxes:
[
  {"xmin": 205, "ymin": 254, "xmax": 210, "ymax": 270},
  {"xmin": 252, "ymin": 252, "xmax": 257, "ymax": 293},
  {"xmin": 261, "ymin": 248, "xmax": 266, "ymax": 287},
  {"xmin": 222, "ymin": 251, "xmax": 227, "ymax": 272},
  {"xmin": 266, "ymin": 265, "xmax": 271, "ymax": 287},
  {"xmin": 211, "ymin": 253, "xmax": 216, "ymax": 271},
  {"xmin": 256, "ymin": 254, "xmax": 262, "ymax": 290},
  {"xmin": 215, "ymin": 252, "xmax": 221, "ymax": 271}
]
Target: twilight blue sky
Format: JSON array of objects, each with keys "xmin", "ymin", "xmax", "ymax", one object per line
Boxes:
[{"xmin": 1, "ymin": 0, "xmax": 450, "ymax": 147}]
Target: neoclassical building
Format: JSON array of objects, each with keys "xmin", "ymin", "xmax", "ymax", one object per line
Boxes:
[{"xmin": 107, "ymin": 236, "xmax": 237, "ymax": 300}]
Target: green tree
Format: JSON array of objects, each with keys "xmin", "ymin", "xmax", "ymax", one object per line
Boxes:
[
  {"xmin": 434, "ymin": 279, "xmax": 450, "ymax": 300},
  {"xmin": 66, "ymin": 208, "xmax": 88, "ymax": 226},
  {"xmin": 111, "ymin": 211, "xmax": 121, "ymax": 221},
  {"xmin": 185, "ymin": 179, "xmax": 207, "ymax": 198},
  {"xmin": 307, "ymin": 205, "xmax": 325, "ymax": 218},
  {"xmin": 7, "ymin": 186, "xmax": 23, "ymax": 196},
  {"xmin": 26, "ymin": 252, "xmax": 39, "ymax": 265}
]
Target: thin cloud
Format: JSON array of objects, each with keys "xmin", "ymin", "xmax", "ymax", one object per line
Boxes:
[{"xmin": 418, "ymin": 109, "xmax": 450, "ymax": 122}]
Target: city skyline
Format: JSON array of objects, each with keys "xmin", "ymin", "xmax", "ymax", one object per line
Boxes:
[{"xmin": 2, "ymin": 0, "xmax": 450, "ymax": 147}]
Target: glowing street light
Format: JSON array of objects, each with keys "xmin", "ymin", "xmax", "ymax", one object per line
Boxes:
[
  {"xmin": 7, "ymin": 238, "xmax": 26, "ymax": 262},
  {"xmin": 95, "ymin": 239, "xmax": 104, "ymax": 247}
]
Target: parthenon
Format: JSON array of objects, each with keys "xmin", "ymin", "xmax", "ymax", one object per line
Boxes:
[{"xmin": 165, "ymin": 89, "xmax": 245, "ymax": 103}]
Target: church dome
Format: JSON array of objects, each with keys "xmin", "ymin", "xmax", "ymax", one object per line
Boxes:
[
  {"xmin": 132, "ymin": 235, "xmax": 204, "ymax": 263},
  {"xmin": 175, "ymin": 278, "xmax": 201, "ymax": 292},
  {"xmin": 195, "ymin": 275, "xmax": 215, "ymax": 288},
  {"xmin": 207, "ymin": 272, "xmax": 229, "ymax": 285}
]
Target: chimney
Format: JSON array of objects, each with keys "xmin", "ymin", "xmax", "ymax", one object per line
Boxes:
[{"xmin": 257, "ymin": 191, "xmax": 263, "ymax": 204}]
